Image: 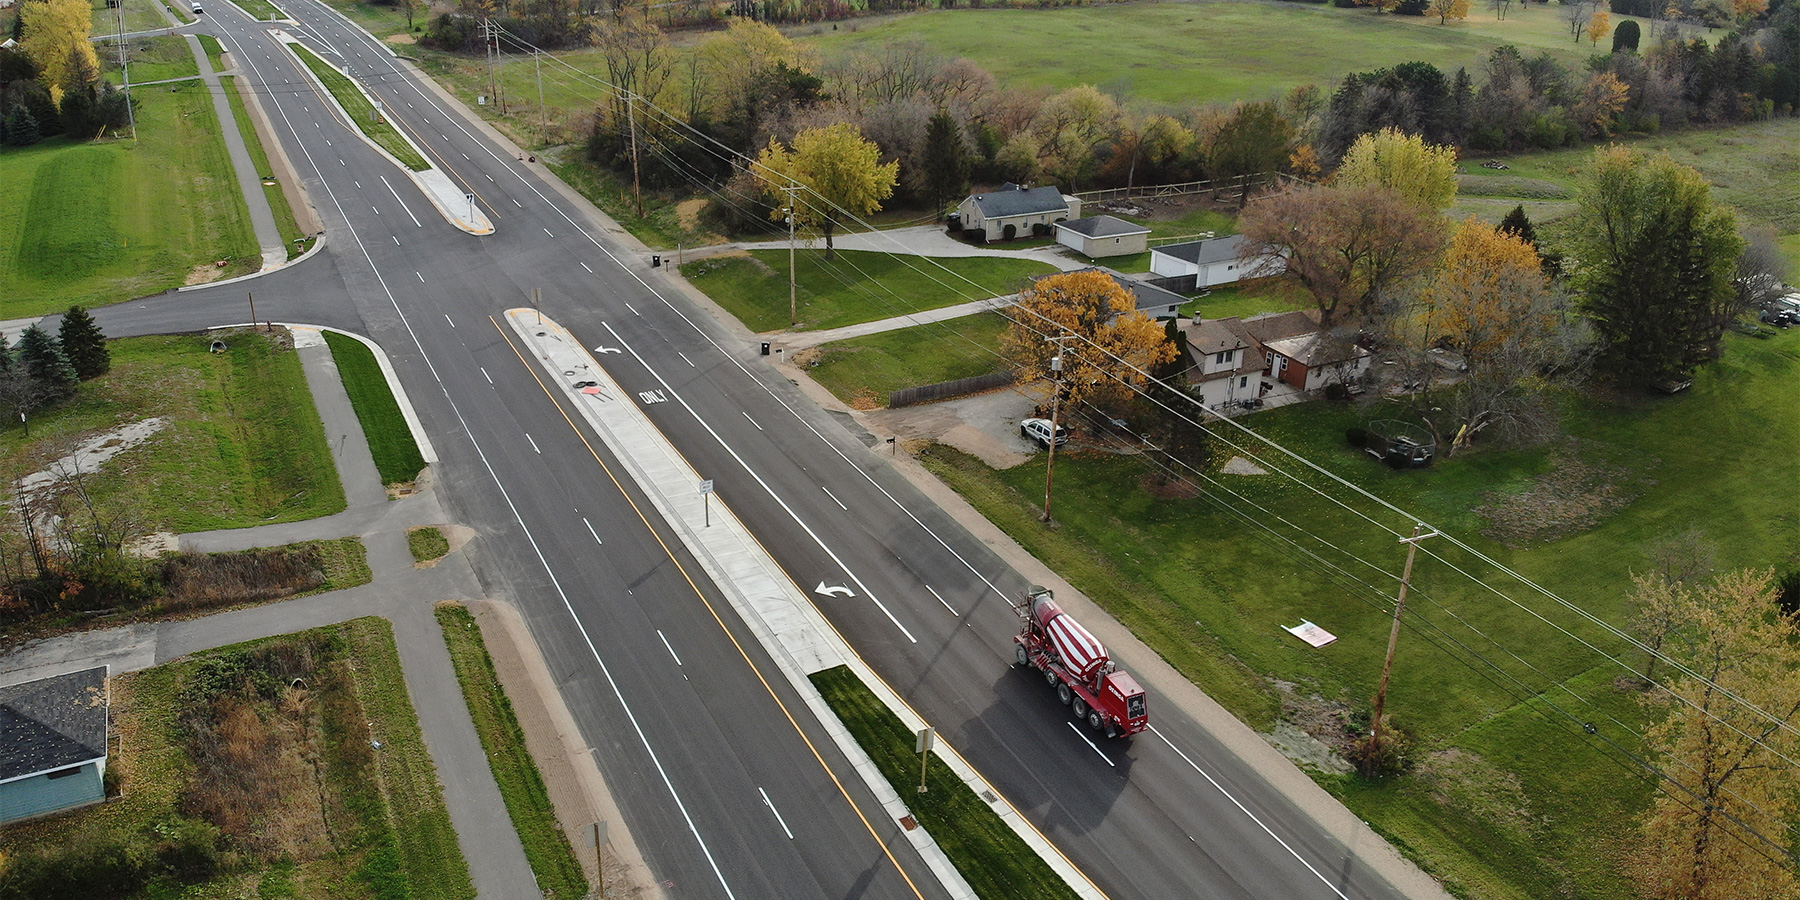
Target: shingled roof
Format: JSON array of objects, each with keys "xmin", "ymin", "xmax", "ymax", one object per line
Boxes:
[
  {"xmin": 1054, "ymin": 215, "xmax": 1149, "ymax": 239},
  {"xmin": 0, "ymin": 667, "xmax": 109, "ymax": 782},
  {"xmin": 967, "ymin": 183, "xmax": 1069, "ymax": 219}
]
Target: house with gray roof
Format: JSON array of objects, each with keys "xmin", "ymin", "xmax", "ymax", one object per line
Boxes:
[
  {"xmin": 957, "ymin": 183, "xmax": 1080, "ymax": 242},
  {"xmin": 1150, "ymin": 234, "xmax": 1285, "ymax": 289},
  {"xmin": 1037, "ymin": 267, "xmax": 1186, "ymax": 321},
  {"xmin": 1054, "ymin": 215, "xmax": 1150, "ymax": 258},
  {"xmin": 1, "ymin": 666, "xmax": 110, "ymax": 824}
]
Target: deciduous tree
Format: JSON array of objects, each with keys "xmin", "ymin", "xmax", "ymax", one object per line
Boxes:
[
  {"xmin": 1631, "ymin": 569, "xmax": 1800, "ymax": 900},
  {"xmin": 1204, "ymin": 101, "xmax": 1293, "ymax": 204},
  {"xmin": 1333, "ymin": 127, "xmax": 1460, "ymax": 210},
  {"xmin": 755, "ymin": 122, "xmax": 897, "ymax": 260},
  {"xmin": 1238, "ymin": 184, "xmax": 1445, "ymax": 330},
  {"xmin": 1031, "ymin": 85, "xmax": 1120, "ymax": 190},
  {"xmin": 18, "ymin": 0, "xmax": 96, "ymax": 108},
  {"xmin": 1568, "ymin": 147, "xmax": 1743, "ymax": 385},
  {"xmin": 1431, "ymin": 0, "xmax": 1471, "ymax": 23},
  {"xmin": 1571, "ymin": 70, "xmax": 1630, "ymax": 137},
  {"xmin": 1586, "ymin": 9, "xmax": 1612, "ymax": 47},
  {"xmin": 1001, "ymin": 270, "xmax": 1177, "ymax": 415}
]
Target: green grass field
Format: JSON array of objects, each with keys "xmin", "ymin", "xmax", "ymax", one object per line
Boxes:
[
  {"xmin": 291, "ymin": 42, "xmax": 431, "ymax": 171},
  {"xmin": 99, "ymin": 34, "xmax": 199, "ymax": 85},
  {"xmin": 199, "ymin": 33, "xmax": 227, "ymax": 72},
  {"xmin": 91, "ymin": 0, "xmax": 174, "ymax": 36},
  {"xmin": 0, "ymin": 83, "xmax": 258, "ymax": 318},
  {"xmin": 436, "ymin": 604, "xmax": 589, "ymax": 900},
  {"xmin": 808, "ymin": 311, "xmax": 1009, "ymax": 406},
  {"xmin": 0, "ymin": 330, "xmax": 346, "ymax": 531},
  {"xmin": 222, "ymin": 75, "xmax": 307, "ymax": 254},
  {"xmin": 799, "ymin": 1, "xmax": 1645, "ymax": 106},
  {"xmin": 410, "ymin": 526, "xmax": 451, "ymax": 564},
  {"xmin": 230, "ymin": 0, "xmax": 283, "ymax": 21},
  {"xmin": 810, "ymin": 666, "xmax": 1081, "ymax": 900},
  {"xmin": 0, "ymin": 618, "xmax": 472, "ymax": 900},
  {"xmin": 920, "ymin": 326, "xmax": 1800, "ymax": 900},
  {"xmin": 683, "ymin": 248, "xmax": 1056, "ymax": 332},
  {"xmin": 323, "ymin": 330, "xmax": 427, "ymax": 486}
]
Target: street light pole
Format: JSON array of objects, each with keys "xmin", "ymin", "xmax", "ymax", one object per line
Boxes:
[{"xmin": 1370, "ymin": 523, "xmax": 1436, "ymax": 750}]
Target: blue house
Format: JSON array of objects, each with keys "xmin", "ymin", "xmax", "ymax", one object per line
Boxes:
[{"xmin": 1, "ymin": 666, "xmax": 110, "ymax": 824}]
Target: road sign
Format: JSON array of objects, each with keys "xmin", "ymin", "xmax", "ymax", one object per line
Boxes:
[{"xmin": 698, "ymin": 479, "xmax": 714, "ymax": 494}]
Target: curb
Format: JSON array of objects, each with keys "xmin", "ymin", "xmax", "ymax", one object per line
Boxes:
[
  {"xmin": 176, "ymin": 233, "xmax": 327, "ymax": 293},
  {"xmin": 206, "ymin": 321, "xmax": 439, "ymax": 467}
]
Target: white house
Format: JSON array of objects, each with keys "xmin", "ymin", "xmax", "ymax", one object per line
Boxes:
[
  {"xmin": 1054, "ymin": 215, "xmax": 1150, "ymax": 259},
  {"xmin": 957, "ymin": 183, "xmax": 1080, "ymax": 242},
  {"xmin": 1, "ymin": 667, "xmax": 109, "ymax": 825},
  {"xmin": 1242, "ymin": 311, "xmax": 1372, "ymax": 392},
  {"xmin": 1180, "ymin": 318, "xmax": 1263, "ymax": 408},
  {"xmin": 1150, "ymin": 234, "xmax": 1284, "ymax": 288}
]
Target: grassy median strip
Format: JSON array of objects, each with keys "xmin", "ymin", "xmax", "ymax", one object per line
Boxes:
[
  {"xmin": 436, "ymin": 604, "xmax": 589, "ymax": 900},
  {"xmin": 198, "ymin": 33, "xmax": 227, "ymax": 72},
  {"xmin": 221, "ymin": 75, "xmax": 307, "ymax": 254},
  {"xmin": 324, "ymin": 330, "xmax": 426, "ymax": 486},
  {"xmin": 290, "ymin": 42, "xmax": 430, "ymax": 172},
  {"xmin": 809, "ymin": 666, "xmax": 1080, "ymax": 900}
]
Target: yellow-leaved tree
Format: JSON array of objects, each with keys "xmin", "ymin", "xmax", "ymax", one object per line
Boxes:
[
  {"xmin": 1397, "ymin": 218, "xmax": 1582, "ymax": 452},
  {"xmin": 1586, "ymin": 9, "xmax": 1612, "ymax": 47},
  {"xmin": 755, "ymin": 122, "xmax": 897, "ymax": 261},
  {"xmin": 1333, "ymin": 128, "xmax": 1459, "ymax": 210},
  {"xmin": 1631, "ymin": 569, "xmax": 1800, "ymax": 900},
  {"xmin": 20, "ymin": 0, "xmax": 98, "ymax": 108},
  {"xmin": 1431, "ymin": 0, "xmax": 1471, "ymax": 24},
  {"xmin": 1001, "ymin": 270, "xmax": 1177, "ymax": 415}
]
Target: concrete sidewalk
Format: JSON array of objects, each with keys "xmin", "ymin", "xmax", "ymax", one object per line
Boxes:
[
  {"xmin": 773, "ymin": 293, "xmax": 1017, "ymax": 350},
  {"xmin": 690, "ymin": 223, "xmax": 1089, "ymax": 273}
]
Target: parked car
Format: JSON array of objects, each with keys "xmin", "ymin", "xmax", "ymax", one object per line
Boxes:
[
  {"xmin": 1020, "ymin": 418, "xmax": 1069, "ymax": 449},
  {"xmin": 1760, "ymin": 307, "xmax": 1799, "ymax": 328}
]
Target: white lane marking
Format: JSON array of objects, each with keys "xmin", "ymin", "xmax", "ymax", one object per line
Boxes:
[
  {"xmin": 625, "ymin": 303, "xmax": 639, "ymax": 316},
  {"xmin": 392, "ymin": 235, "xmax": 400, "ymax": 245},
  {"xmin": 582, "ymin": 516, "xmax": 602, "ymax": 545},
  {"xmin": 656, "ymin": 629, "xmax": 683, "ymax": 667},
  {"xmin": 415, "ymin": 272, "xmax": 424, "ymax": 283},
  {"xmin": 406, "ymin": 102, "xmax": 413, "ymax": 108},
  {"xmin": 354, "ymin": 180, "xmax": 361, "ymax": 188},
  {"xmin": 338, "ymin": 158, "xmax": 344, "ymax": 165},
  {"xmin": 485, "ymin": 174, "xmax": 493, "ymax": 182},
  {"xmin": 1068, "ymin": 722, "xmax": 1114, "ymax": 767},
  {"xmin": 444, "ymin": 314, "xmax": 455, "ymax": 328},
  {"xmin": 326, "ymin": 139, "xmax": 331, "ymax": 146},
  {"xmin": 526, "ymin": 433, "xmax": 541, "ymax": 454},
  {"xmin": 372, "ymin": 205, "xmax": 380, "ymax": 215},
  {"xmin": 208, "ymin": 28, "xmax": 742, "ymax": 891},
  {"xmin": 1152, "ymin": 724, "xmax": 1352, "ymax": 899},
  {"xmin": 481, "ymin": 366, "xmax": 493, "ymax": 385},
  {"xmin": 544, "ymin": 227, "xmax": 554, "ymax": 237},
  {"xmin": 678, "ymin": 351, "xmax": 694, "ymax": 368},
  {"xmin": 461, "ymin": 153, "xmax": 469, "ymax": 160},
  {"xmin": 580, "ymin": 262, "xmax": 593, "ymax": 273},
  {"xmin": 759, "ymin": 788, "xmax": 795, "ymax": 840},
  {"xmin": 603, "ymin": 323, "xmax": 917, "ymax": 644},
  {"xmin": 379, "ymin": 175, "xmax": 423, "ymax": 227},
  {"xmin": 742, "ymin": 411, "xmax": 763, "ymax": 432},
  {"xmin": 821, "ymin": 486, "xmax": 846, "ymax": 510},
  {"xmin": 440, "ymin": 133, "xmax": 447, "ymax": 141},
  {"xmin": 927, "ymin": 585, "xmax": 958, "ymax": 616}
]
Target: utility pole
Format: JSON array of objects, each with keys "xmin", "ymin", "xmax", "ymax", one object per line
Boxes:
[
  {"xmin": 1041, "ymin": 337, "xmax": 1072, "ymax": 523},
  {"xmin": 626, "ymin": 91, "xmax": 643, "ymax": 219},
  {"xmin": 247, "ymin": 292, "xmax": 258, "ymax": 331},
  {"xmin": 113, "ymin": 0, "xmax": 136, "ymax": 139},
  {"xmin": 534, "ymin": 49, "xmax": 547, "ymax": 134},
  {"xmin": 782, "ymin": 184, "xmax": 801, "ymax": 325},
  {"xmin": 1369, "ymin": 523, "xmax": 1437, "ymax": 752}
]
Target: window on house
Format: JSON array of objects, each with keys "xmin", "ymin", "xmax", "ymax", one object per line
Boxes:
[
  {"xmin": 1215, "ymin": 349, "xmax": 1235, "ymax": 364},
  {"xmin": 1240, "ymin": 376, "xmax": 1248, "ymax": 387}
]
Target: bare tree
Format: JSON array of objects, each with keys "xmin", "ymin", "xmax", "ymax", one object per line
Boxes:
[{"xmin": 1733, "ymin": 224, "xmax": 1790, "ymax": 318}]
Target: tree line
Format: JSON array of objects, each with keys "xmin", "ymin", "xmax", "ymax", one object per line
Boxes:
[{"xmin": 0, "ymin": 0, "xmax": 135, "ymax": 148}]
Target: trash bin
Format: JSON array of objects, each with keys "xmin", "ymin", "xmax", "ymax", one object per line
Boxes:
[
  {"xmin": 760, "ymin": 342, "xmax": 771, "ymax": 356},
  {"xmin": 652, "ymin": 254, "xmax": 661, "ymax": 268}
]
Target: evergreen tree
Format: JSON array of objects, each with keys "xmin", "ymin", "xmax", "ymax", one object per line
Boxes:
[
  {"xmin": 58, "ymin": 305, "xmax": 110, "ymax": 379},
  {"xmin": 15, "ymin": 325, "xmax": 78, "ymax": 399},
  {"xmin": 919, "ymin": 108, "xmax": 971, "ymax": 222},
  {"xmin": 0, "ymin": 333, "xmax": 13, "ymax": 377},
  {"xmin": 4, "ymin": 105, "xmax": 41, "ymax": 147},
  {"xmin": 60, "ymin": 84, "xmax": 95, "ymax": 139},
  {"xmin": 1497, "ymin": 204, "xmax": 1538, "ymax": 248}
]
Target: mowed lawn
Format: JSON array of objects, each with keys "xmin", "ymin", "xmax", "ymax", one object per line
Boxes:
[
  {"xmin": 0, "ymin": 330, "xmax": 344, "ymax": 532},
  {"xmin": 681, "ymin": 248, "xmax": 1056, "ymax": 332},
  {"xmin": 921, "ymin": 327, "xmax": 1800, "ymax": 899},
  {"xmin": 808, "ymin": 311, "xmax": 1010, "ymax": 405},
  {"xmin": 0, "ymin": 83, "xmax": 257, "ymax": 319},
  {"xmin": 798, "ymin": 0, "xmax": 1644, "ymax": 106},
  {"xmin": 100, "ymin": 34, "xmax": 199, "ymax": 85}
]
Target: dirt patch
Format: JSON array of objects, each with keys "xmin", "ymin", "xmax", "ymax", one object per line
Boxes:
[
  {"xmin": 1474, "ymin": 443, "xmax": 1638, "ymax": 547},
  {"xmin": 383, "ymin": 33, "xmax": 416, "ymax": 44},
  {"xmin": 1271, "ymin": 680, "xmax": 1358, "ymax": 764},
  {"xmin": 675, "ymin": 198, "xmax": 707, "ymax": 231},
  {"xmin": 183, "ymin": 263, "xmax": 228, "ymax": 286},
  {"xmin": 1221, "ymin": 456, "xmax": 1269, "ymax": 475}
]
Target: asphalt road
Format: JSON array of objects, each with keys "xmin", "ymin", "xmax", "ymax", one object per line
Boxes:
[{"xmin": 87, "ymin": 4, "xmax": 1424, "ymax": 898}]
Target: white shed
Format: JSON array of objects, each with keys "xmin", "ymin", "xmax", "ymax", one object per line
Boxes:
[
  {"xmin": 1054, "ymin": 215, "xmax": 1150, "ymax": 259},
  {"xmin": 1150, "ymin": 234, "xmax": 1283, "ymax": 288}
]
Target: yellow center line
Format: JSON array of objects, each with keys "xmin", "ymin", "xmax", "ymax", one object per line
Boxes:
[
  {"xmin": 489, "ymin": 316, "xmax": 929, "ymax": 900},
  {"xmin": 385, "ymin": 107, "xmax": 499, "ymax": 219}
]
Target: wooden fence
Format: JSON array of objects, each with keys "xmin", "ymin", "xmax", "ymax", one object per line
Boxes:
[
  {"xmin": 889, "ymin": 371, "xmax": 1015, "ymax": 408},
  {"xmin": 1073, "ymin": 173, "xmax": 1277, "ymax": 205}
]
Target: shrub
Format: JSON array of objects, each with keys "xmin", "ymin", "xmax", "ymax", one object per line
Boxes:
[
  {"xmin": 1003, "ymin": 223, "xmax": 1017, "ymax": 240},
  {"xmin": 0, "ymin": 836, "xmax": 149, "ymax": 900},
  {"xmin": 160, "ymin": 546, "xmax": 326, "ymax": 610},
  {"xmin": 1348, "ymin": 713, "xmax": 1415, "ymax": 778},
  {"xmin": 1324, "ymin": 382, "xmax": 1351, "ymax": 403},
  {"xmin": 964, "ymin": 227, "xmax": 986, "ymax": 244},
  {"xmin": 1031, "ymin": 222, "xmax": 1051, "ymax": 237}
]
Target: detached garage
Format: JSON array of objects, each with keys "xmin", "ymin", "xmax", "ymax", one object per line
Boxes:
[
  {"xmin": 1, "ymin": 667, "xmax": 110, "ymax": 824},
  {"xmin": 1054, "ymin": 215, "xmax": 1150, "ymax": 259},
  {"xmin": 1150, "ymin": 234, "xmax": 1284, "ymax": 289}
]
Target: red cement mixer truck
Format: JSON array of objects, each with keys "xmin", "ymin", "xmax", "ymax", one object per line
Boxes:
[{"xmin": 1013, "ymin": 587, "xmax": 1148, "ymax": 738}]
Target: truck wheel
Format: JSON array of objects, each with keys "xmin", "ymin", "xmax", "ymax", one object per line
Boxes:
[
  {"xmin": 1057, "ymin": 683, "xmax": 1072, "ymax": 706},
  {"xmin": 1087, "ymin": 710, "xmax": 1103, "ymax": 730},
  {"xmin": 1071, "ymin": 697, "xmax": 1089, "ymax": 719},
  {"xmin": 1045, "ymin": 669, "xmax": 1058, "ymax": 687},
  {"xmin": 1015, "ymin": 644, "xmax": 1030, "ymax": 668}
]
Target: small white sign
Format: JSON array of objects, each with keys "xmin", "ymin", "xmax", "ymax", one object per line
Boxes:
[
  {"xmin": 1284, "ymin": 620, "xmax": 1337, "ymax": 648},
  {"xmin": 698, "ymin": 479, "xmax": 714, "ymax": 495}
]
